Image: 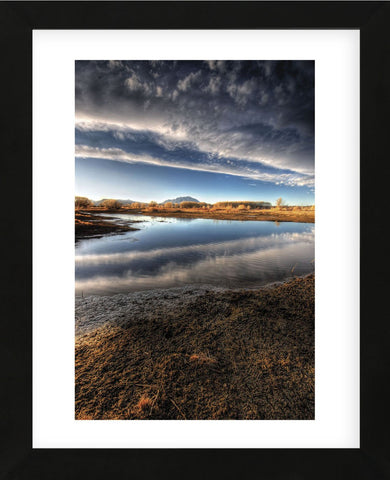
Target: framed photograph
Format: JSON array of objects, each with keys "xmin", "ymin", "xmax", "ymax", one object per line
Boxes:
[{"xmin": 3, "ymin": 0, "xmax": 387, "ymax": 477}]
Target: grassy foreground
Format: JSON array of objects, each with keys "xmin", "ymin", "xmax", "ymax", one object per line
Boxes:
[{"xmin": 75, "ymin": 275, "xmax": 314, "ymax": 420}]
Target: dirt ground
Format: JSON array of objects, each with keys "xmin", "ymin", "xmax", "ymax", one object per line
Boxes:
[{"xmin": 75, "ymin": 274, "xmax": 314, "ymax": 420}]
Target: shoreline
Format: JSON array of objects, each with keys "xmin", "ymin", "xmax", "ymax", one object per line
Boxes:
[
  {"xmin": 81, "ymin": 206, "xmax": 315, "ymax": 224},
  {"xmin": 136, "ymin": 209, "xmax": 314, "ymax": 223},
  {"xmin": 75, "ymin": 273, "xmax": 313, "ymax": 336},
  {"xmin": 76, "ymin": 274, "xmax": 314, "ymax": 420},
  {"xmin": 75, "ymin": 211, "xmax": 141, "ymax": 241},
  {"xmin": 75, "ymin": 207, "xmax": 314, "ymax": 242}
]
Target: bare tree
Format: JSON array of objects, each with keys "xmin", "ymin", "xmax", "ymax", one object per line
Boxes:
[
  {"xmin": 101, "ymin": 199, "xmax": 122, "ymax": 209},
  {"xmin": 275, "ymin": 197, "xmax": 284, "ymax": 208},
  {"xmin": 75, "ymin": 196, "xmax": 93, "ymax": 209},
  {"xmin": 180, "ymin": 201, "xmax": 199, "ymax": 209}
]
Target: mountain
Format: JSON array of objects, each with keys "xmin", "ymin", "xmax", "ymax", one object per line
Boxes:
[{"xmin": 161, "ymin": 196, "xmax": 200, "ymax": 204}]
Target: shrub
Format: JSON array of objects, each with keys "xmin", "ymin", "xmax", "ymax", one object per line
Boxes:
[
  {"xmin": 213, "ymin": 201, "xmax": 272, "ymax": 210},
  {"xmin": 101, "ymin": 199, "xmax": 122, "ymax": 209},
  {"xmin": 75, "ymin": 196, "xmax": 93, "ymax": 209},
  {"xmin": 180, "ymin": 201, "xmax": 199, "ymax": 209}
]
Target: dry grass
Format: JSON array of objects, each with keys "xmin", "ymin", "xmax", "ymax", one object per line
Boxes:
[
  {"xmin": 75, "ymin": 275, "xmax": 314, "ymax": 420},
  {"xmin": 134, "ymin": 206, "xmax": 314, "ymax": 223},
  {"xmin": 82, "ymin": 204, "xmax": 315, "ymax": 223},
  {"xmin": 189, "ymin": 352, "xmax": 218, "ymax": 365}
]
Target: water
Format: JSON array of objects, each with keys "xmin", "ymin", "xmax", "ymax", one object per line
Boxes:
[{"xmin": 75, "ymin": 214, "xmax": 314, "ymax": 296}]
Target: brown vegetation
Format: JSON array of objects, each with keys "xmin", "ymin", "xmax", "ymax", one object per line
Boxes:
[
  {"xmin": 75, "ymin": 211, "xmax": 140, "ymax": 241},
  {"xmin": 275, "ymin": 197, "xmax": 284, "ymax": 208},
  {"xmin": 75, "ymin": 198, "xmax": 314, "ymax": 242},
  {"xmin": 75, "ymin": 275, "xmax": 314, "ymax": 420},
  {"xmin": 76, "ymin": 198, "xmax": 314, "ymax": 223},
  {"xmin": 75, "ymin": 196, "xmax": 93, "ymax": 209},
  {"xmin": 180, "ymin": 201, "xmax": 208, "ymax": 209},
  {"xmin": 213, "ymin": 201, "xmax": 272, "ymax": 210},
  {"xmin": 100, "ymin": 199, "xmax": 122, "ymax": 209},
  {"xmin": 138, "ymin": 205, "xmax": 314, "ymax": 223}
]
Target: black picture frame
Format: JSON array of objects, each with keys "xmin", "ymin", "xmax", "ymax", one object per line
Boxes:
[{"xmin": 2, "ymin": 1, "xmax": 388, "ymax": 478}]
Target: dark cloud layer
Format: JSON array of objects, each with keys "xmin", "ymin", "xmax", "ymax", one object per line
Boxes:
[{"xmin": 75, "ymin": 60, "xmax": 314, "ymax": 186}]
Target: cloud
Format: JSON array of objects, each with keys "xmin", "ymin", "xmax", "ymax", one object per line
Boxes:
[
  {"xmin": 205, "ymin": 76, "xmax": 221, "ymax": 95},
  {"xmin": 177, "ymin": 70, "xmax": 201, "ymax": 92},
  {"xmin": 75, "ymin": 60, "xmax": 314, "ymax": 184},
  {"xmin": 75, "ymin": 136, "xmax": 314, "ymax": 187},
  {"xmin": 76, "ymin": 230, "xmax": 315, "ymax": 267}
]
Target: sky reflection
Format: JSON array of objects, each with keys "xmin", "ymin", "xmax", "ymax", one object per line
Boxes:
[{"xmin": 75, "ymin": 218, "xmax": 314, "ymax": 296}]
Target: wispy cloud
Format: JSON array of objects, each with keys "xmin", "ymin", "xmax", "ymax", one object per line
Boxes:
[
  {"xmin": 75, "ymin": 142, "xmax": 314, "ymax": 187},
  {"xmin": 75, "ymin": 60, "xmax": 314, "ymax": 187}
]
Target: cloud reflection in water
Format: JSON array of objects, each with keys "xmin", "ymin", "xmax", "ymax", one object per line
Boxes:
[{"xmin": 75, "ymin": 225, "xmax": 314, "ymax": 295}]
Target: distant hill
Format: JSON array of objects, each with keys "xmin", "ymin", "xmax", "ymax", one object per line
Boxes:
[
  {"xmin": 94, "ymin": 198, "xmax": 135, "ymax": 206},
  {"xmin": 161, "ymin": 196, "xmax": 200, "ymax": 204},
  {"xmin": 92, "ymin": 196, "xmax": 200, "ymax": 206}
]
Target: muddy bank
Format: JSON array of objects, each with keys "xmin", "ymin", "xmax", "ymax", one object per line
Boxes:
[
  {"xmin": 75, "ymin": 211, "xmax": 140, "ymax": 241},
  {"xmin": 75, "ymin": 274, "xmax": 314, "ymax": 420}
]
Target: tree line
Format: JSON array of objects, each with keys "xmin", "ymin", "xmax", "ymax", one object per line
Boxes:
[{"xmin": 75, "ymin": 196, "xmax": 294, "ymax": 210}]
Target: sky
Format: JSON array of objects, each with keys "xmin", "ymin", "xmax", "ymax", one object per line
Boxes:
[{"xmin": 75, "ymin": 60, "xmax": 314, "ymax": 205}]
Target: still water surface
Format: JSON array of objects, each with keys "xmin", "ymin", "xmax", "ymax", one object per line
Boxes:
[{"xmin": 75, "ymin": 214, "xmax": 314, "ymax": 296}]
